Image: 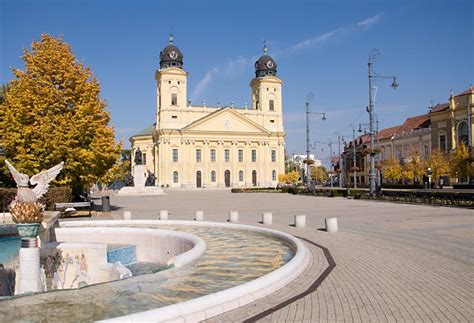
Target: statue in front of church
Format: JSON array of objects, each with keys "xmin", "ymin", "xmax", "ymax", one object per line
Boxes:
[{"xmin": 134, "ymin": 148, "xmax": 143, "ymax": 165}]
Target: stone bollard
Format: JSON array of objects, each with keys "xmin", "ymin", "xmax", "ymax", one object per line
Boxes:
[
  {"xmin": 229, "ymin": 211, "xmax": 238, "ymax": 223},
  {"xmin": 159, "ymin": 210, "xmax": 169, "ymax": 220},
  {"xmin": 325, "ymin": 217, "xmax": 338, "ymax": 232},
  {"xmin": 262, "ymin": 212, "xmax": 273, "ymax": 225},
  {"xmin": 123, "ymin": 211, "xmax": 132, "ymax": 220},
  {"xmin": 19, "ymin": 246, "xmax": 41, "ymax": 293},
  {"xmin": 294, "ymin": 214, "xmax": 306, "ymax": 228},
  {"xmin": 195, "ymin": 210, "xmax": 204, "ymax": 221}
]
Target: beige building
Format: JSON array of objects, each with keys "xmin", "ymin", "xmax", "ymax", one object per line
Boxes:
[{"xmin": 130, "ymin": 36, "xmax": 285, "ymax": 188}]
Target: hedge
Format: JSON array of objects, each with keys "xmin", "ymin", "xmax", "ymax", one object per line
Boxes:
[{"xmin": 0, "ymin": 186, "xmax": 72, "ymax": 211}]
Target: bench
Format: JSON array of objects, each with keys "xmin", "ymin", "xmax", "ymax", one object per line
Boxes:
[{"xmin": 54, "ymin": 202, "xmax": 93, "ymax": 218}]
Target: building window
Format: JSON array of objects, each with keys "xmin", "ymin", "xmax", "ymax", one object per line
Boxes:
[
  {"xmin": 270, "ymin": 119, "xmax": 275, "ymax": 123},
  {"xmin": 271, "ymin": 150, "xmax": 276, "ymax": 162},
  {"xmin": 272, "ymin": 170, "xmax": 276, "ymax": 181},
  {"xmin": 439, "ymin": 134, "xmax": 447, "ymax": 153},
  {"xmin": 142, "ymin": 153, "xmax": 147, "ymax": 165},
  {"xmin": 210, "ymin": 149, "xmax": 216, "ymax": 162},
  {"xmin": 239, "ymin": 170, "xmax": 244, "ymax": 182},
  {"xmin": 211, "ymin": 170, "xmax": 216, "ymax": 182},
  {"xmin": 224, "ymin": 149, "xmax": 230, "ymax": 162},
  {"xmin": 173, "ymin": 171, "xmax": 178, "ymax": 183},
  {"xmin": 251, "ymin": 149, "xmax": 257, "ymax": 162},
  {"xmin": 172, "ymin": 149, "xmax": 178, "ymax": 162},
  {"xmin": 458, "ymin": 121, "xmax": 469, "ymax": 146},
  {"xmin": 171, "ymin": 93, "xmax": 177, "ymax": 106},
  {"xmin": 238, "ymin": 149, "xmax": 243, "ymax": 162},
  {"xmin": 423, "ymin": 145, "xmax": 429, "ymax": 158},
  {"xmin": 196, "ymin": 149, "xmax": 201, "ymax": 162},
  {"xmin": 269, "ymin": 99, "xmax": 274, "ymax": 111},
  {"xmin": 171, "ymin": 115, "xmax": 177, "ymax": 119}
]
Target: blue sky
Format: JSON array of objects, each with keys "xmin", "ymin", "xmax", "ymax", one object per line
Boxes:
[{"xmin": 1, "ymin": 0, "xmax": 472, "ymax": 166}]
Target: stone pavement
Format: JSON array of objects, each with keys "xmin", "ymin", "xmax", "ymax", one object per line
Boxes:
[{"xmin": 105, "ymin": 190, "xmax": 473, "ymax": 322}]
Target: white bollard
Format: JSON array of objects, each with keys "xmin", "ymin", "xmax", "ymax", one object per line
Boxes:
[
  {"xmin": 159, "ymin": 210, "xmax": 169, "ymax": 220},
  {"xmin": 123, "ymin": 211, "xmax": 132, "ymax": 220},
  {"xmin": 294, "ymin": 214, "xmax": 306, "ymax": 228},
  {"xmin": 229, "ymin": 211, "xmax": 239, "ymax": 223},
  {"xmin": 19, "ymin": 247, "xmax": 41, "ymax": 294},
  {"xmin": 325, "ymin": 217, "xmax": 338, "ymax": 232},
  {"xmin": 262, "ymin": 212, "xmax": 273, "ymax": 225},
  {"xmin": 195, "ymin": 210, "xmax": 204, "ymax": 221}
]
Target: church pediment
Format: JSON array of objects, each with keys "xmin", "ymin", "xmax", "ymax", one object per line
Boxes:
[{"xmin": 181, "ymin": 108, "xmax": 271, "ymax": 134}]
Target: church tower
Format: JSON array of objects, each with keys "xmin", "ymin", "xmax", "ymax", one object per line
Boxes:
[
  {"xmin": 155, "ymin": 34, "xmax": 188, "ymax": 129},
  {"xmin": 250, "ymin": 42, "xmax": 283, "ymax": 131}
]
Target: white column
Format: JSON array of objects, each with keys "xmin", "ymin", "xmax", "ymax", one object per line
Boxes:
[{"xmin": 19, "ymin": 246, "xmax": 41, "ymax": 294}]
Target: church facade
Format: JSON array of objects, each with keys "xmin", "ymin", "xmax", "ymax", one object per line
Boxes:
[{"xmin": 130, "ymin": 36, "xmax": 286, "ymax": 188}]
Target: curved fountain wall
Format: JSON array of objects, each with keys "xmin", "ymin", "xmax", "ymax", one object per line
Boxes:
[{"xmin": 60, "ymin": 220, "xmax": 311, "ymax": 322}]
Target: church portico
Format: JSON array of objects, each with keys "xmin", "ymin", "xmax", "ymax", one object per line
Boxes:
[{"xmin": 131, "ymin": 35, "xmax": 285, "ymax": 189}]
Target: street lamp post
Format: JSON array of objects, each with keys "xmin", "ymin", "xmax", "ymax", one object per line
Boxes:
[
  {"xmin": 328, "ymin": 142, "xmax": 333, "ymax": 188},
  {"xmin": 367, "ymin": 49, "xmax": 398, "ymax": 195},
  {"xmin": 305, "ymin": 93, "xmax": 326, "ymax": 189},
  {"xmin": 352, "ymin": 126, "xmax": 357, "ymax": 188}
]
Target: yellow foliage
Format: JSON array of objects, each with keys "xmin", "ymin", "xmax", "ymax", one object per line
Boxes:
[
  {"xmin": 311, "ymin": 166, "xmax": 328, "ymax": 181},
  {"xmin": 450, "ymin": 143, "xmax": 472, "ymax": 180},
  {"xmin": 383, "ymin": 157, "xmax": 402, "ymax": 181},
  {"xmin": 278, "ymin": 171, "xmax": 300, "ymax": 183},
  {"xmin": 428, "ymin": 149, "xmax": 450, "ymax": 180},
  {"xmin": 0, "ymin": 34, "xmax": 121, "ymax": 192}
]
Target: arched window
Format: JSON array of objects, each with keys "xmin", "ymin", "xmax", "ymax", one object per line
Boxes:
[
  {"xmin": 239, "ymin": 170, "xmax": 244, "ymax": 182},
  {"xmin": 458, "ymin": 121, "xmax": 469, "ymax": 146},
  {"xmin": 211, "ymin": 170, "xmax": 216, "ymax": 182},
  {"xmin": 272, "ymin": 170, "xmax": 276, "ymax": 181},
  {"xmin": 173, "ymin": 171, "xmax": 178, "ymax": 183}
]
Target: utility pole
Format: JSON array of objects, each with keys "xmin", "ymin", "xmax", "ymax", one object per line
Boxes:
[
  {"xmin": 353, "ymin": 126, "xmax": 357, "ymax": 189},
  {"xmin": 328, "ymin": 142, "xmax": 333, "ymax": 188},
  {"xmin": 337, "ymin": 133, "xmax": 343, "ymax": 188}
]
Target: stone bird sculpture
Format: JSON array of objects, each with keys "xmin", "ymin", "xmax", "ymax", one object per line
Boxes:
[{"xmin": 5, "ymin": 160, "xmax": 64, "ymax": 203}]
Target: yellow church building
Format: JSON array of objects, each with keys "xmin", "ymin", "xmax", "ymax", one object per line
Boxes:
[{"xmin": 130, "ymin": 36, "xmax": 285, "ymax": 188}]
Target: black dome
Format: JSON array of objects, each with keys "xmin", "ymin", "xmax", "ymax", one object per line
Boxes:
[
  {"xmin": 254, "ymin": 44, "xmax": 277, "ymax": 77},
  {"xmin": 159, "ymin": 35, "xmax": 183, "ymax": 69}
]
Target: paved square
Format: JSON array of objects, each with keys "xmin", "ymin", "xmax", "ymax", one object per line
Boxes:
[{"xmin": 105, "ymin": 190, "xmax": 473, "ymax": 322}]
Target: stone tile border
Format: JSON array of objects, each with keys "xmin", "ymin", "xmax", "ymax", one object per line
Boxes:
[
  {"xmin": 60, "ymin": 220, "xmax": 311, "ymax": 322},
  {"xmin": 243, "ymin": 236, "xmax": 336, "ymax": 321}
]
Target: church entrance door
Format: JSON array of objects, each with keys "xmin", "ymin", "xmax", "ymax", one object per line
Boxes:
[
  {"xmin": 196, "ymin": 171, "xmax": 202, "ymax": 188},
  {"xmin": 224, "ymin": 170, "xmax": 231, "ymax": 187},
  {"xmin": 252, "ymin": 170, "xmax": 257, "ymax": 186}
]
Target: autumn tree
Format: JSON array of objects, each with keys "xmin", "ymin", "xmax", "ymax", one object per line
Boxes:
[
  {"xmin": 450, "ymin": 143, "xmax": 473, "ymax": 182},
  {"xmin": 0, "ymin": 34, "xmax": 121, "ymax": 194},
  {"xmin": 401, "ymin": 150, "xmax": 426, "ymax": 184},
  {"xmin": 382, "ymin": 157, "xmax": 402, "ymax": 182},
  {"xmin": 427, "ymin": 149, "xmax": 450, "ymax": 181},
  {"xmin": 311, "ymin": 166, "xmax": 328, "ymax": 182},
  {"xmin": 278, "ymin": 171, "xmax": 300, "ymax": 184}
]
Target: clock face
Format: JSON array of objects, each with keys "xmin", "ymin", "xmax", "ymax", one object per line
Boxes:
[
  {"xmin": 266, "ymin": 60, "xmax": 274, "ymax": 69},
  {"xmin": 169, "ymin": 51, "xmax": 178, "ymax": 59}
]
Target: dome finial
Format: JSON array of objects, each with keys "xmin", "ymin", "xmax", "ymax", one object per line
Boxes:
[
  {"xmin": 169, "ymin": 30, "xmax": 174, "ymax": 45},
  {"xmin": 263, "ymin": 40, "xmax": 268, "ymax": 54}
]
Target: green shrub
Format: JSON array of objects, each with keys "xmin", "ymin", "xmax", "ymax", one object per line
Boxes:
[
  {"xmin": 39, "ymin": 186, "xmax": 72, "ymax": 210},
  {"xmin": 0, "ymin": 188, "xmax": 16, "ymax": 212}
]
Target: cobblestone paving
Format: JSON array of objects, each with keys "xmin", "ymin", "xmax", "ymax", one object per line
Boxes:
[{"xmin": 99, "ymin": 191, "xmax": 474, "ymax": 322}]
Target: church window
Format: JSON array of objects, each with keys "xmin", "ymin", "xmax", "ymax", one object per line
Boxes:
[
  {"xmin": 272, "ymin": 170, "xmax": 276, "ymax": 181},
  {"xmin": 269, "ymin": 99, "xmax": 274, "ymax": 111},
  {"xmin": 210, "ymin": 149, "xmax": 216, "ymax": 162},
  {"xmin": 238, "ymin": 149, "xmax": 243, "ymax": 162},
  {"xmin": 171, "ymin": 93, "xmax": 177, "ymax": 106},
  {"xmin": 172, "ymin": 149, "xmax": 178, "ymax": 162},
  {"xmin": 271, "ymin": 150, "xmax": 276, "ymax": 162},
  {"xmin": 239, "ymin": 170, "xmax": 244, "ymax": 182},
  {"xmin": 256, "ymin": 101, "xmax": 260, "ymax": 110},
  {"xmin": 173, "ymin": 171, "xmax": 179, "ymax": 183},
  {"xmin": 172, "ymin": 115, "xmax": 177, "ymax": 119},
  {"xmin": 224, "ymin": 149, "xmax": 230, "ymax": 162},
  {"xmin": 168, "ymin": 81, "xmax": 171, "ymax": 84},
  {"xmin": 177, "ymin": 81, "xmax": 180, "ymax": 85},
  {"xmin": 211, "ymin": 170, "xmax": 216, "ymax": 182},
  {"xmin": 251, "ymin": 150, "xmax": 257, "ymax": 162},
  {"xmin": 196, "ymin": 149, "xmax": 201, "ymax": 162},
  {"xmin": 143, "ymin": 153, "xmax": 147, "ymax": 165},
  {"xmin": 270, "ymin": 120, "xmax": 275, "ymax": 123}
]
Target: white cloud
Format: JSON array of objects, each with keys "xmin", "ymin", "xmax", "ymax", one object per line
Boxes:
[
  {"xmin": 191, "ymin": 67, "xmax": 218, "ymax": 101},
  {"xmin": 357, "ymin": 14, "xmax": 383, "ymax": 27},
  {"xmin": 191, "ymin": 13, "xmax": 383, "ymax": 99}
]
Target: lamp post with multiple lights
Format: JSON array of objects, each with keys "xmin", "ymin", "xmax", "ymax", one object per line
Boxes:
[
  {"xmin": 367, "ymin": 49, "xmax": 398, "ymax": 195},
  {"xmin": 305, "ymin": 93, "xmax": 326, "ymax": 189}
]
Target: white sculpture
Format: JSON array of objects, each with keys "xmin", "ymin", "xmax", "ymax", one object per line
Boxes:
[{"xmin": 5, "ymin": 160, "xmax": 64, "ymax": 203}]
